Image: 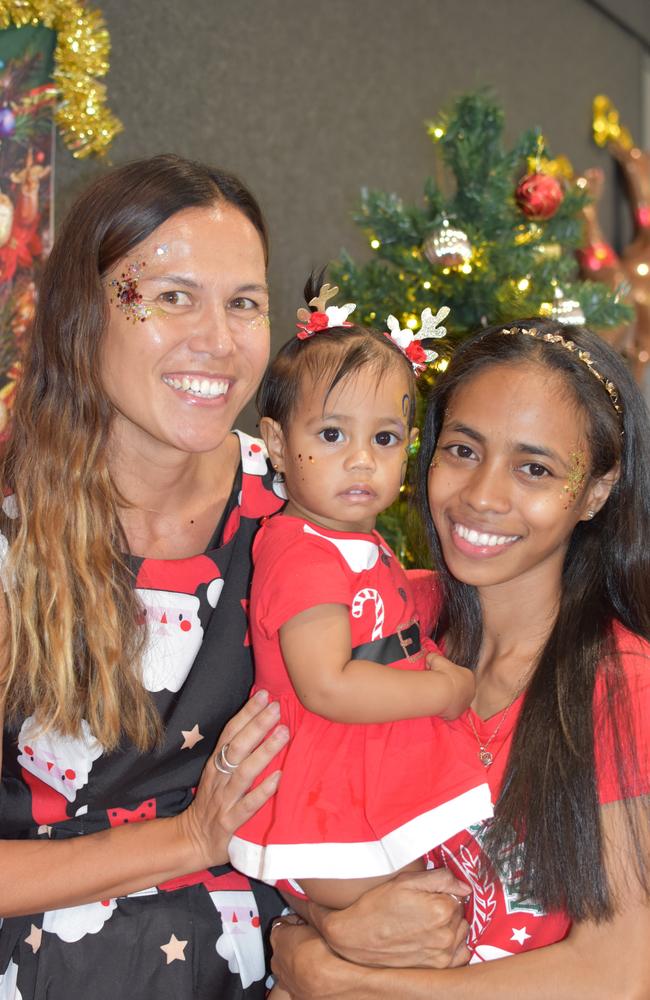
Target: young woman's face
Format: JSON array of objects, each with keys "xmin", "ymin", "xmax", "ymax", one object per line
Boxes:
[
  {"xmin": 101, "ymin": 203, "xmax": 269, "ymax": 459},
  {"xmin": 266, "ymin": 363, "xmax": 415, "ymax": 533},
  {"xmin": 427, "ymin": 362, "xmax": 607, "ymax": 597}
]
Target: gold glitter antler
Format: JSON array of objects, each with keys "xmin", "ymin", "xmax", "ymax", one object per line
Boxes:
[
  {"xmin": 592, "ymin": 95, "xmax": 633, "ymax": 152},
  {"xmin": 297, "ymin": 282, "xmax": 340, "ymax": 323},
  {"xmin": 309, "ymin": 283, "xmax": 340, "ymax": 312}
]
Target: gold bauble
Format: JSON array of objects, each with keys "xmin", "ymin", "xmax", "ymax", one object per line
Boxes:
[{"xmin": 423, "ymin": 221, "xmax": 472, "ymax": 268}]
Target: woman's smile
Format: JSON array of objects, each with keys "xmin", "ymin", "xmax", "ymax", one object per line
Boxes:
[
  {"xmin": 161, "ymin": 372, "xmax": 231, "ymax": 401},
  {"xmin": 450, "ymin": 518, "xmax": 521, "ymax": 556}
]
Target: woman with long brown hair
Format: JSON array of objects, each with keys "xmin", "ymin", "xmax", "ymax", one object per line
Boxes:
[{"xmin": 0, "ymin": 154, "xmax": 294, "ymax": 999}]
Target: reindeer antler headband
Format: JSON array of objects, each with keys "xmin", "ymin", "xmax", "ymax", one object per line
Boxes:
[
  {"xmin": 296, "ymin": 284, "xmax": 448, "ymax": 374},
  {"xmin": 296, "ymin": 283, "xmax": 356, "ymax": 338}
]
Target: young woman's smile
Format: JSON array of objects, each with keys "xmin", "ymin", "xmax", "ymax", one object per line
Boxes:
[{"xmin": 428, "ymin": 362, "xmax": 605, "ymax": 596}]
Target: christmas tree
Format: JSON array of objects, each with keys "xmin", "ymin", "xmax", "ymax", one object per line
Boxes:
[{"xmin": 329, "ymin": 91, "xmax": 631, "ymax": 564}]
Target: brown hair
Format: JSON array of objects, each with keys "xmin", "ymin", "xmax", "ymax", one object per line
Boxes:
[{"xmin": 1, "ymin": 154, "xmax": 268, "ymax": 750}]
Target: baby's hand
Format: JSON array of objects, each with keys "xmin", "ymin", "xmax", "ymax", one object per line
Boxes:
[{"xmin": 425, "ymin": 652, "xmax": 475, "ymax": 720}]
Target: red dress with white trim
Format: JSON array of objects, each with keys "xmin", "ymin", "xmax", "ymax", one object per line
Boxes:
[{"xmin": 229, "ymin": 515, "xmax": 492, "ymax": 884}]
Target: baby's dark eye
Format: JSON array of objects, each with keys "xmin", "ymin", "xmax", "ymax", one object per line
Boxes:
[
  {"xmin": 375, "ymin": 431, "xmax": 398, "ymax": 446},
  {"xmin": 320, "ymin": 427, "xmax": 342, "ymax": 443}
]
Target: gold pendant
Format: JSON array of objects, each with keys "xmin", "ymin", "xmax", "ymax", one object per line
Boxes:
[{"xmin": 478, "ymin": 748, "xmax": 493, "ymax": 767}]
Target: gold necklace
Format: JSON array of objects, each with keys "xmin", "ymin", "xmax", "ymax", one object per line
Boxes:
[{"xmin": 466, "ymin": 694, "xmax": 521, "ymax": 768}]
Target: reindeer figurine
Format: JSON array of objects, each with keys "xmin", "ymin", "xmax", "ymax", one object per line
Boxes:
[{"xmin": 578, "ymin": 96, "xmax": 650, "ymax": 384}]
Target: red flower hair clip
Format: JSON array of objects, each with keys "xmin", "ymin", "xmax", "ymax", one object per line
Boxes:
[
  {"xmin": 296, "ymin": 283, "xmax": 356, "ymax": 339},
  {"xmin": 385, "ymin": 307, "xmax": 449, "ymax": 373}
]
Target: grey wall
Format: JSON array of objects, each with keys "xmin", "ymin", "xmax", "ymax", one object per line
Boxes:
[{"xmin": 54, "ymin": 0, "xmax": 649, "ymax": 430}]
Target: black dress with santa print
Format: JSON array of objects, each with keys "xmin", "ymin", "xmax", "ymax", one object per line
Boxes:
[{"xmin": 0, "ymin": 432, "xmax": 286, "ymax": 1000}]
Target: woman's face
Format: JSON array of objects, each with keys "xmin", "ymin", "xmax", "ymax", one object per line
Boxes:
[
  {"xmin": 427, "ymin": 362, "xmax": 610, "ymax": 597},
  {"xmin": 101, "ymin": 202, "xmax": 269, "ymax": 459}
]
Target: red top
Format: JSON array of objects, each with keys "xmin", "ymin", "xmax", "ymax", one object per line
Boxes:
[{"xmin": 428, "ymin": 618, "xmax": 650, "ymax": 962}]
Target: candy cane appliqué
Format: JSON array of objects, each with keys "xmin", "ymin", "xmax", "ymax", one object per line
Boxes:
[{"xmin": 352, "ymin": 588, "xmax": 385, "ymax": 640}]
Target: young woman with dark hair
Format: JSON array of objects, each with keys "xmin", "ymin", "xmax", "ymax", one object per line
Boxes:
[{"xmin": 270, "ymin": 319, "xmax": 650, "ymax": 997}]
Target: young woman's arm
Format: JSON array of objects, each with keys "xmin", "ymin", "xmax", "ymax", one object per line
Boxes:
[
  {"xmin": 279, "ymin": 603, "xmax": 474, "ymax": 723},
  {"xmin": 0, "ymin": 687, "xmax": 288, "ymax": 917},
  {"xmin": 271, "ymin": 799, "xmax": 650, "ymax": 999}
]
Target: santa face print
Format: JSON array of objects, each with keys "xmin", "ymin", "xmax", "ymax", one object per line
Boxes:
[
  {"xmin": 135, "ymin": 554, "xmax": 224, "ymax": 693},
  {"xmin": 265, "ymin": 365, "xmax": 416, "ymax": 534},
  {"xmin": 427, "ymin": 362, "xmax": 611, "ymax": 601},
  {"xmin": 101, "ymin": 203, "xmax": 270, "ymax": 461},
  {"xmin": 17, "ymin": 717, "xmax": 104, "ymax": 804}
]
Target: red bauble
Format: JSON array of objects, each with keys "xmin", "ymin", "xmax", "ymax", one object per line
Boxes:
[{"xmin": 515, "ymin": 172, "xmax": 564, "ymax": 220}]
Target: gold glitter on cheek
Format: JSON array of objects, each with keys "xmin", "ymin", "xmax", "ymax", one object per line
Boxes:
[
  {"xmin": 248, "ymin": 313, "xmax": 270, "ymax": 329},
  {"xmin": 563, "ymin": 449, "xmax": 588, "ymax": 506},
  {"xmin": 430, "ymin": 453, "xmax": 440, "ymax": 469}
]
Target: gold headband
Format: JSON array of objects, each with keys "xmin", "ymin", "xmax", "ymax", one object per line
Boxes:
[{"xmin": 500, "ymin": 327, "xmax": 623, "ymax": 419}]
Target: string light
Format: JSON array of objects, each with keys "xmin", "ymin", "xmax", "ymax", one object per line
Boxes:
[
  {"xmin": 517, "ymin": 277, "xmax": 530, "ymax": 291},
  {"xmin": 370, "ymin": 238, "xmax": 381, "ymax": 250}
]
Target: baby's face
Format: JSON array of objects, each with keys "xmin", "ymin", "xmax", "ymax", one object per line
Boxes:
[{"xmin": 272, "ymin": 364, "xmax": 415, "ymax": 533}]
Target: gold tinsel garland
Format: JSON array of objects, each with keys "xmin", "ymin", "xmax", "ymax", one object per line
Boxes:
[{"xmin": 0, "ymin": 0, "xmax": 122, "ymax": 158}]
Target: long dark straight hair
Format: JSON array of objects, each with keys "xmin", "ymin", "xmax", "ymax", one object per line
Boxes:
[
  {"xmin": 417, "ymin": 318, "xmax": 650, "ymax": 921},
  {"xmin": 2, "ymin": 154, "xmax": 268, "ymax": 751}
]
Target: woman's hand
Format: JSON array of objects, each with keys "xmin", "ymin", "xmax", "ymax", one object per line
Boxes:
[
  {"xmin": 176, "ymin": 689, "xmax": 289, "ymax": 870},
  {"xmin": 272, "ymin": 917, "xmax": 375, "ymax": 1000},
  {"xmin": 310, "ymin": 867, "xmax": 472, "ymax": 968}
]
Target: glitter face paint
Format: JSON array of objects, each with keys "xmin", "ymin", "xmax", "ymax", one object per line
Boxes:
[
  {"xmin": 248, "ymin": 312, "xmax": 270, "ymax": 329},
  {"xmin": 109, "ymin": 239, "xmax": 269, "ymax": 332},
  {"xmin": 563, "ymin": 450, "xmax": 587, "ymax": 506},
  {"xmin": 109, "ymin": 261, "xmax": 152, "ymax": 323}
]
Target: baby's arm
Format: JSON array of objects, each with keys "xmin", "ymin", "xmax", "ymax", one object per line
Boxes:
[{"xmin": 279, "ymin": 603, "xmax": 474, "ymax": 724}]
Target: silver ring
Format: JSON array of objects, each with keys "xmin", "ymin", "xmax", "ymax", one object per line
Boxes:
[{"xmin": 214, "ymin": 742, "xmax": 239, "ymax": 774}]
